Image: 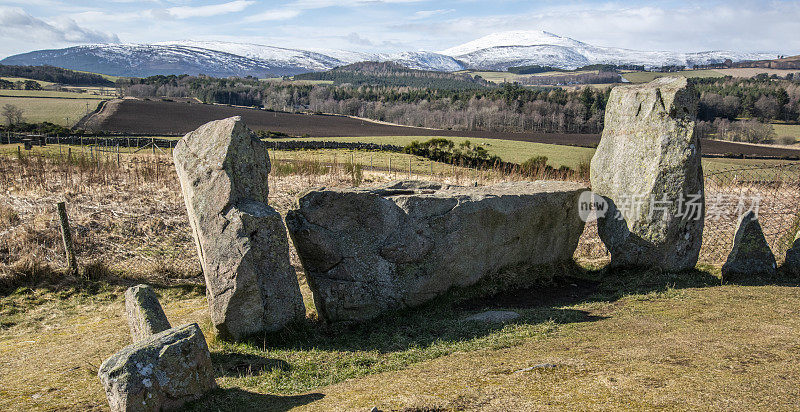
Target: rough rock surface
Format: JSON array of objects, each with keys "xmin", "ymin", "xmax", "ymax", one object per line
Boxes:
[
  {"xmin": 98, "ymin": 323, "xmax": 216, "ymax": 412},
  {"xmin": 286, "ymin": 180, "xmax": 586, "ymax": 323},
  {"xmin": 784, "ymin": 231, "xmax": 800, "ymax": 276},
  {"xmin": 173, "ymin": 117, "xmax": 304, "ymax": 340},
  {"xmin": 464, "ymin": 310, "xmax": 520, "ymax": 323},
  {"xmin": 590, "ymin": 77, "xmax": 704, "ymax": 271},
  {"xmin": 722, "ymin": 211, "xmax": 776, "ymax": 281},
  {"xmin": 125, "ymin": 284, "xmax": 171, "ymax": 342}
]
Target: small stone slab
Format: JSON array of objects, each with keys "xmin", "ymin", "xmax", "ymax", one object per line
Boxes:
[
  {"xmin": 722, "ymin": 211, "xmax": 776, "ymax": 282},
  {"xmin": 98, "ymin": 323, "xmax": 216, "ymax": 412},
  {"xmin": 464, "ymin": 310, "xmax": 520, "ymax": 323},
  {"xmin": 783, "ymin": 231, "xmax": 800, "ymax": 276},
  {"xmin": 125, "ymin": 284, "xmax": 171, "ymax": 342}
]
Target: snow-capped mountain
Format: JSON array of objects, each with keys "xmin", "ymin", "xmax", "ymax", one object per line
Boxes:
[
  {"xmin": 155, "ymin": 40, "xmax": 346, "ymax": 73},
  {"xmin": 442, "ymin": 31, "xmax": 581, "ymax": 56},
  {"xmin": 441, "ymin": 30, "xmax": 776, "ymax": 70},
  {"xmin": 0, "ymin": 43, "xmax": 323, "ymax": 77},
  {"xmin": 376, "ymin": 51, "xmax": 465, "ymax": 72},
  {"xmin": 0, "ymin": 31, "xmax": 779, "ymax": 77}
]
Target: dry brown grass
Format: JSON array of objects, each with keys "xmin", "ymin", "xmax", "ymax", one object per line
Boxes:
[
  {"xmin": 0, "ymin": 144, "xmax": 576, "ymax": 291},
  {"xmin": 0, "ymin": 147, "xmax": 196, "ymax": 291}
]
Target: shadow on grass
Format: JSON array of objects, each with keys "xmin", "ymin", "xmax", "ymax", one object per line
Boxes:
[
  {"xmin": 242, "ymin": 263, "xmax": 733, "ymax": 357},
  {"xmin": 0, "ymin": 257, "xmax": 205, "ymax": 298},
  {"xmin": 722, "ymin": 264, "xmax": 800, "ymax": 287},
  {"xmin": 212, "ymin": 352, "xmax": 289, "ymax": 378},
  {"xmin": 185, "ymin": 388, "xmax": 324, "ymax": 412}
]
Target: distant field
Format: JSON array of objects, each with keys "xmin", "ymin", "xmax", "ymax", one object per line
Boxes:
[
  {"xmin": 73, "ymin": 70, "xmax": 121, "ymax": 82},
  {"xmin": 267, "ymin": 136, "xmax": 799, "ymax": 171},
  {"xmin": 622, "ymin": 70, "xmax": 725, "ymax": 83},
  {"xmin": 263, "ymin": 77, "xmax": 335, "ymax": 85},
  {"xmin": 0, "ymin": 89, "xmax": 109, "ymax": 99},
  {"xmin": 715, "ymin": 68, "xmax": 800, "ymax": 78},
  {"xmin": 81, "ymin": 99, "xmax": 800, "ymax": 159},
  {"xmin": 0, "ymin": 76, "xmax": 56, "ymax": 87},
  {"xmin": 0, "ymin": 96, "xmax": 102, "ymax": 125},
  {"xmin": 267, "ymin": 135, "xmax": 596, "ymax": 168},
  {"xmin": 458, "ymin": 70, "xmax": 597, "ymax": 84},
  {"xmin": 772, "ymin": 124, "xmax": 800, "ymax": 142}
]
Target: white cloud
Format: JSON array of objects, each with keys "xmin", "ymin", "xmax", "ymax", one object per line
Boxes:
[
  {"xmin": 0, "ymin": 6, "xmax": 119, "ymax": 47},
  {"xmin": 243, "ymin": 8, "xmax": 300, "ymax": 22},
  {"xmin": 345, "ymin": 32, "xmax": 373, "ymax": 46},
  {"xmin": 291, "ymin": 0, "xmax": 425, "ymax": 8},
  {"xmin": 412, "ymin": 9, "xmax": 454, "ymax": 20},
  {"xmin": 165, "ymin": 0, "xmax": 254, "ymax": 19}
]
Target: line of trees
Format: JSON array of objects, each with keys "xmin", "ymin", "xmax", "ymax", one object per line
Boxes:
[
  {"xmin": 695, "ymin": 76, "xmax": 800, "ymax": 123},
  {"xmin": 115, "ymin": 72, "xmax": 800, "ymax": 139},
  {"xmin": 119, "ymin": 75, "xmax": 612, "ymax": 134},
  {"xmin": 694, "ymin": 118, "xmax": 777, "ymax": 143},
  {"xmin": 0, "ymin": 65, "xmax": 114, "ymax": 86},
  {"xmin": 518, "ymin": 71, "xmax": 621, "ymax": 86},
  {"xmin": 0, "ymin": 79, "xmax": 43, "ymax": 90},
  {"xmin": 293, "ymin": 62, "xmax": 492, "ymax": 89}
]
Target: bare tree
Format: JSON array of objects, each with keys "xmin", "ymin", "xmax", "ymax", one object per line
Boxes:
[{"xmin": 1, "ymin": 104, "xmax": 23, "ymax": 125}]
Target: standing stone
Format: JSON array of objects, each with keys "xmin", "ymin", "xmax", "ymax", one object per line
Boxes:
[
  {"xmin": 784, "ymin": 231, "xmax": 800, "ymax": 276},
  {"xmin": 722, "ymin": 211, "xmax": 776, "ymax": 281},
  {"xmin": 590, "ymin": 77, "xmax": 703, "ymax": 271},
  {"xmin": 125, "ymin": 284, "xmax": 171, "ymax": 342},
  {"xmin": 173, "ymin": 117, "xmax": 304, "ymax": 340},
  {"xmin": 98, "ymin": 323, "xmax": 216, "ymax": 412},
  {"xmin": 286, "ymin": 180, "xmax": 586, "ymax": 323}
]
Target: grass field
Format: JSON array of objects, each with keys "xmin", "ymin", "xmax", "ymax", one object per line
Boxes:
[
  {"xmin": 5, "ymin": 256, "xmax": 800, "ymax": 410},
  {"xmin": 266, "ymin": 135, "xmax": 596, "ymax": 169},
  {"xmin": 621, "ymin": 69, "xmax": 726, "ymax": 83},
  {"xmin": 266, "ymin": 135, "xmax": 800, "ymax": 174},
  {"xmin": 458, "ymin": 70, "xmax": 598, "ymax": 84},
  {"xmin": 0, "ymin": 96, "xmax": 103, "ymax": 125},
  {"xmin": 0, "ymin": 89, "xmax": 109, "ymax": 99},
  {"xmin": 773, "ymin": 123, "xmax": 800, "ymax": 142},
  {"xmin": 715, "ymin": 68, "xmax": 800, "ymax": 78},
  {"xmin": 0, "ymin": 77, "xmax": 56, "ymax": 87}
]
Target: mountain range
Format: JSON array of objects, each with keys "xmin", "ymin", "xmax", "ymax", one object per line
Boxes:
[{"xmin": 0, "ymin": 31, "xmax": 778, "ymax": 78}]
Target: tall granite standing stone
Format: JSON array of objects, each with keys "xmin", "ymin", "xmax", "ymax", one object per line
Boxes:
[
  {"xmin": 722, "ymin": 211, "xmax": 776, "ymax": 281},
  {"xmin": 173, "ymin": 117, "xmax": 304, "ymax": 340},
  {"xmin": 98, "ymin": 323, "xmax": 216, "ymax": 411},
  {"xmin": 286, "ymin": 180, "xmax": 586, "ymax": 323},
  {"xmin": 125, "ymin": 284, "xmax": 171, "ymax": 342},
  {"xmin": 590, "ymin": 77, "xmax": 704, "ymax": 271}
]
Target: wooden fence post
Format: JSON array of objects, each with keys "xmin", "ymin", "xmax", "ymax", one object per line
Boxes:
[{"xmin": 57, "ymin": 201, "xmax": 78, "ymax": 273}]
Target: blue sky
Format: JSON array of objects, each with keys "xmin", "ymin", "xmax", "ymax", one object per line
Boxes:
[{"xmin": 0, "ymin": 0, "xmax": 799, "ymax": 58}]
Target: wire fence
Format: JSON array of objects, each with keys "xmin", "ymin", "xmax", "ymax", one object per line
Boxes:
[
  {"xmin": 700, "ymin": 162, "xmax": 800, "ymax": 264},
  {"xmin": 4, "ymin": 135, "xmax": 799, "ymax": 266},
  {"xmin": 575, "ymin": 162, "xmax": 800, "ymax": 265}
]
